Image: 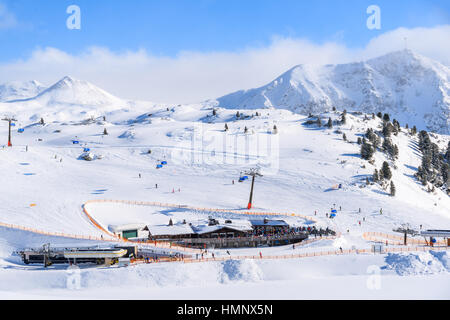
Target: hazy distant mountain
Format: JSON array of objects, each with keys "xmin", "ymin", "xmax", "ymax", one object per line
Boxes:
[
  {"xmin": 13, "ymin": 76, "xmax": 124, "ymax": 107},
  {"xmin": 217, "ymin": 50, "xmax": 450, "ymax": 134},
  {"xmin": 0, "ymin": 80, "xmax": 46, "ymax": 102}
]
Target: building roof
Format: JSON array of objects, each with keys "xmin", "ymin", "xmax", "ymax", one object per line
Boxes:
[
  {"xmin": 148, "ymin": 224, "xmax": 195, "ymax": 236},
  {"xmin": 108, "ymin": 223, "xmax": 147, "ymax": 233},
  {"xmin": 250, "ymin": 219, "xmax": 289, "ymax": 227},
  {"xmin": 193, "ymin": 222, "xmax": 253, "ymax": 235}
]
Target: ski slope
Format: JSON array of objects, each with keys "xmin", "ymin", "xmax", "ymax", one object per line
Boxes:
[{"xmin": 0, "ymin": 80, "xmax": 449, "ymax": 298}]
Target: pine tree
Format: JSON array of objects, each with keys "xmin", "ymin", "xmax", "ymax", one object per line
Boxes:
[
  {"xmin": 383, "ymin": 113, "xmax": 390, "ymax": 122},
  {"xmin": 357, "ymin": 137, "xmax": 362, "ymax": 145},
  {"xmin": 224, "ymin": 123, "xmax": 229, "ymax": 131},
  {"xmin": 168, "ymin": 219, "xmax": 173, "ymax": 226},
  {"xmin": 343, "ymin": 133, "xmax": 347, "ymax": 141},
  {"xmin": 244, "ymin": 126, "xmax": 248, "ymax": 133},
  {"xmin": 382, "ymin": 122, "xmax": 394, "ymax": 138},
  {"xmin": 445, "ymin": 142, "xmax": 450, "ymax": 163},
  {"xmin": 381, "ymin": 161, "xmax": 392, "ymax": 180},
  {"xmin": 390, "ymin": 181, "xmax": 396, "ymax": 196},
  {"xmin": 212, "ymin": 109, "xmax": 217, "ymax": 116},
  {"xmin": 103, "ymin": 128, "xmax": 108, "ymax": 135},
  {"xmin": 40, "ymin": 118, "xmax": 45, "ymax": 125},
  {"xmin": 327, "ymin": 118, "xmax": 333, "ymax": 128},
  {"xmin": 376, "ymin": 112, "xmax": 382, "ymax": 118},
  {"xmin": 316, "ymin": 117, "xmax": 322, "ymax": 127},
  {"xmin": 361, "ymin": 140, "xmax": 375, "ymax": 160},
  {"xmin": 373, "ymin": 169, "xmax": 379, "ymax": 183},
  {"xmin": 236, "ymin": 111, "xmax": 240, "ymax": 118}
]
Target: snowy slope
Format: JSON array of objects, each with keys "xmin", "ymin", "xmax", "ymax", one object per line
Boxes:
[{"xmin": 216, "ymin": 50, "xmax": 450, "ymax": 134}]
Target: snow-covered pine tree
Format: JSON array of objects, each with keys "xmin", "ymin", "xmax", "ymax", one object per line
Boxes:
[{"xmin": 390, "ymin": 181, "xmax": 396, "ymax": 196}]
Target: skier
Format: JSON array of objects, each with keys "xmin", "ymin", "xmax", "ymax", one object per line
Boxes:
[
  {"xmin": 380, "ymin": 208, "xmax": 383, "ymax": 215},
  {"xmin": 259, "ymin": 252, "xmax": 262, "ymax": 259},
  {"xmin": 358, "ymin": 208, "xmax": 361, "ymax": 213},
  {"xmin": 139, "ymin": 173, "xmax": 141, "ymax": 178},
  {"xmin": 155, "ymin": 184, "xmax": 158, "ymax": 189}
]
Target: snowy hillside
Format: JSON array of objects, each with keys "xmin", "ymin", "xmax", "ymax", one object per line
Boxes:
[
  {"xmin": 216, "ymin": 50, "xmax": 450, "ymax": 134},
  {"xmin": 0, "ymin": 52, "xmax": 449, "ymax": 299}
]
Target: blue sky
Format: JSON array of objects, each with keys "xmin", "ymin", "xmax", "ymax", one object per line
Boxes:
[
  {"xmin": 1, "ymin": 0, "xmax": 449, "ymax": 62},
  {"xmin": 0, "ymin": 0, "xmax": 449, "ymax": 102}
]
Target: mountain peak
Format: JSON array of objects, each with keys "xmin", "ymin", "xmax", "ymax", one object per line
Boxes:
[{"xmin": 217, "ymin": 50, "xmax": 450, "ymax": 134}]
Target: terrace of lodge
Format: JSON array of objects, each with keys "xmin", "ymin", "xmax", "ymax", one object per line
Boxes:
[{"xmin": 109, "ymin": 217, "xmax": 336, "ymax": 249}]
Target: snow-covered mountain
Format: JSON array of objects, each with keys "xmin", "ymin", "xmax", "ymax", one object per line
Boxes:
[
  {"xmin": 216, "ymin": 50, "xmax": 450, "ymax": 134},
  {"xmin": 13, "ymin": 76, "xmax": 124, "ymax": 107},
  {"xmin": 0, "ymin": 80, "xmax": 46, "ymax": 102},
  {"xmin": 0, "ymin": 76, "xmax": 132, "ymax": 123}
]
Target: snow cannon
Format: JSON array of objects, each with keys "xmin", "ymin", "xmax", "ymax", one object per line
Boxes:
[
  {"xmin": 161, "ymin": 161, "xmax": 168, "ymax": 165},
  {"xmin": 330, "ymin": 213, "xmax": 336, "ymax": 219},
  {"xmin": 156, "ymin": 164, "xmax": 163, "ymax": 169},
  {"xmin": 331, "ymin": 209, "xmax": 337, "ymax": 214},
  {"xmin": 18, "ymin": 128, "xmax": 24, "ymax": 133},
  {"xmin": 83, "ymin": 148, "xmax": 91, "ymax": 152},
  {"xmin": 72, "ymin": 140, "xmax": 80, "ymax": 145}
]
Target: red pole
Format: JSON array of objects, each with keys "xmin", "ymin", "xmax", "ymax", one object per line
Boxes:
[{"xmin": 247, "ymin": 175, "xmax": 256, "ymax": 209}]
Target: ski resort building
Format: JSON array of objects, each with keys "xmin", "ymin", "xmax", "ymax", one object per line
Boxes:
[{"xmin": 109, "ymin": 223, "xmax": 149, "ymax": 239}]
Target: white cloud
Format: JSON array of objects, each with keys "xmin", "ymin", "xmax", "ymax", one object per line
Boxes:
[
  {"xmin": 0, "ymin": 3, "xmax": 17, "ymax": 29},
  {"xmin": 0, "ymin": 25, "xmax": 449, "ymax": 104}
]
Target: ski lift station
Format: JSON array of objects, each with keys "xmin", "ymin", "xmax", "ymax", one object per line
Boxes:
[{"xmin": 420, "ymin": 230, "xmax": 450, "ymax": 246}]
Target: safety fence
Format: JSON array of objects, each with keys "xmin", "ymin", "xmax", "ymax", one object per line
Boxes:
[
  {"xmin": 0, "ymin": 221, "xmax": 112, "ymax": 243},
  {"xmin": 82, "ymin": 199, "xmax": 322, "ymax": 253},
  {"xmin": 363, "ymin": 232, "xmax": 448, "ymax": 246},
  {"xmin": 83, "ymin": 199, "xmax": 317, "ymax": 222},
  {"xmin": 180, "ymin": 245, "xmax": 450, "ymax": 265}
]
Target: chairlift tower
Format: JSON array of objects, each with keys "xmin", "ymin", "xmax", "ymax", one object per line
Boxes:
[
  {"xmin": 244, "ymin": 168, "xmax": 263, "ymax": 210},
  {"xmin": 393, "ymin": 224, "xmax": 418, "ymax": 245},
  {"xmin": 2, "ymin": 116, "xmax": 17, "ymax": 147}
]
